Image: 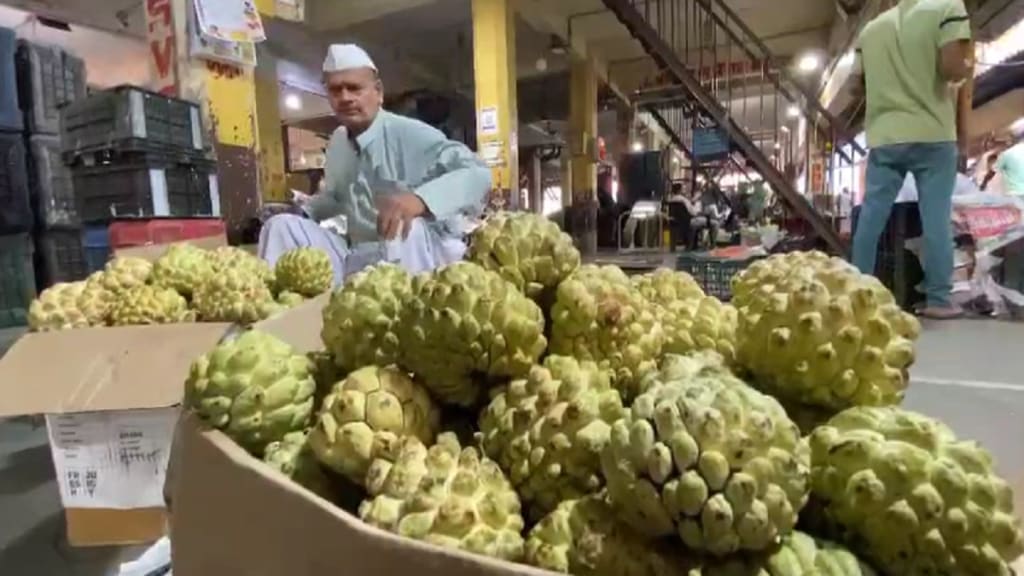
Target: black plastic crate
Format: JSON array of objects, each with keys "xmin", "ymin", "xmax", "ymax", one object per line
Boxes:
[
  {"xmin": 35, "ymin": 228, "xmax": 87, "ymax": 289},
  {"xmin": 676, "ymin": 251, "xmax": 765, "ymax": 301},
  {"xmin": 62, "ymin": 85, "xmax": 204, "ymax": 158},
  {"xmin": 16, "ymin": 40, "xmax": 86, "ymax": 135},
  {"xmin": 0, "ymin": 233, "xmax": 35, "ymax": 328},
  {"xmin": 72, "ymin": 152, "xmax": 218, "ymax": 223},
  {"xmin": 0, "ymin": 132, "xmax": 31, "ymax": 234},
  {"xmin": 28, "ymin": 134, "xmax": 78, "ymax": 229},
  {"xmin": 0, "ymin": 27, "xmax": 22, "ymax": 132},
  {"xmin": 851, "ymin": 202, "xmax": 924, "ymax": 311}
]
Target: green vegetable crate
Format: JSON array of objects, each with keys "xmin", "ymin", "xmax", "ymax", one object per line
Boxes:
[{"xmin": 676, "ymin": 250, "xmax": 765, "ymax": 301}]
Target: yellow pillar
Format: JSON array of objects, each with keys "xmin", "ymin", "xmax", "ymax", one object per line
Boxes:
[
  {"xmin": 254, "ymin": 47, "xmax": 287, "ymax": 203},
  {"xmin": 164, "ymin": 0, "xmax": 267, "ymax": 242},
  {"xmin": 472, "ymin": 0, "xmax": 519, "ymax": 210},
  {"xmin": 567, "ymin": 55, "xmax": 599, "ymax": 253}
]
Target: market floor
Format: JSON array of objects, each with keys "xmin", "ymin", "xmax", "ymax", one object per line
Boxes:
[{"xmin": 0, "ymin": 320, "xmax": 1023, "ymax": 575}]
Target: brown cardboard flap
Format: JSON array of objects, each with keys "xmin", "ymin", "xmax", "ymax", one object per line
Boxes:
[
  {"xmin": 0, "ymin": 324, "xmax": 231, "ymax": 418},
  {"xmin": 65, "ymin": 507, "xmax": 166, "ymax": 547},
  {"xmin": 169, "ymin": 414, "xmax": 548, "ymax": 576},
  {"xmin": 115, "ymin": 234, "xmax": 228, "ymax": 261},
  {"xmin": 252, "ymin": 292, "xmax": 329, "ymax": 353}
]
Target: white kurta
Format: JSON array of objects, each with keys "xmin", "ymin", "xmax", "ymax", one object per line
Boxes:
[{"xmin": 258, "ymin": 110, "xmax": 491, "ymax": 284}]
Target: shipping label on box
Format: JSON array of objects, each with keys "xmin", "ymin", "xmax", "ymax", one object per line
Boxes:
[{"xmin": 46, "ymin": 408, "xmax": 178, "ymax": 510}]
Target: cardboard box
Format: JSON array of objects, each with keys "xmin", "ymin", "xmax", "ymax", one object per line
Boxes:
[
  {"xmin": 168, "ymin": 298, "xmax": 1024, "ymax": 575},
  {"xmin": 0, "ymin": 235, "xmax": 237, "ymax": 546},
  {"xmin": 0, "ymin": 324, "xmax": 231, "ymax": 546},
  {"xmin": 167, "ymin": 294, "xmax": 552, "ymax": 575}
]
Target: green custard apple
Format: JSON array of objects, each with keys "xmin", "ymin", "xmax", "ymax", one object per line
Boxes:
[
  {"xmin": 807, "ymin": 406, "xmax": 1024, "ymax": 575},
  {"xmin": 398, "ymin": 261, "xmax": 547, "ymax": 407},
  {"xmin": 478, "ymin": 356, "xmax": 625, "ymax": 519},
  {"xmin": 600, "ymin": 354, "xmax": 810, "ymax": 556},
  {"xmin": 185, "ymin": 330, "xmax": 316, "ymax": 455},
  {"xmin": 359, "ymin": 432, "xmax": 526, "ymax": 562}
]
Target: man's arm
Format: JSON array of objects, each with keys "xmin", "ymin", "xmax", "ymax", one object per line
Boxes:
[
  {"xmin": 937, "ymin": 0, "xmax": 973, "ymax": 82},
  {"xmin": 956, "ymin": 73, "xmax": 975, "ymax": 162},
  {"xmin": 406, "ymin": 122, "xmax": 492, "ymax": 219}
]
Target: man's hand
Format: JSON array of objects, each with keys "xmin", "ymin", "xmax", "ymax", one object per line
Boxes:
[{"xmin": 376, "ymin": 192, "xmax": 428, "ymax": 240}]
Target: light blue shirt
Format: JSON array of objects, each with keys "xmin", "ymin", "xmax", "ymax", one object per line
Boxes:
[
  {"xmin": 996, "ymin": 142, "xmax": 1024, "ymax": 195},
  {"xmin": 306, "ymin": 110, "xmax": 491, "ymax": 244}
]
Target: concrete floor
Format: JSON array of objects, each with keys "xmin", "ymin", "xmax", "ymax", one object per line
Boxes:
[{"xmin": 0, "ymin": 320, "xmax": 1022, "ymax": 574}]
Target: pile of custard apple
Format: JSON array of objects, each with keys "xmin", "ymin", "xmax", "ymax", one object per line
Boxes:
[
  {"xmin": 181, "ymin": 212, "xmax": 1022, "ymax": 576},
  {"xmin": 29, "ymin": 245, "xmax": 334, "ymax": 331}
]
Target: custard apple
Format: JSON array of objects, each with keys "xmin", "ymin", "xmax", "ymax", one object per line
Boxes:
[
  {"xmin": 99, "ymin": 257, "xmax": 153, "ymax": 293},
  {"xmin": 210, "ymin": 246, "xmax": 275, "ymax": 288},
  {"xmin": 150, "ymin": 243, "xmax": 214, "ymax": 298},
  {"xmin": 79, "ymin": 272, "xmax": 114, "ymax": 325},
  {"xmin": 321, "ymin": 264, "xmax": 412, "ymax": 373},
  {"xmin": 600, "ymin": 355, "xmax": 810, "ymax": 555},
  {"xmin": 359, "ymin": 433, "xmax": 525, "ymax": 561},
  {"xmin": 29, "ymin": 282, "xmax": 90, "ymax": 331},
  {"xmin": 185, "ymin": 330, "xmax": 316, "ymax": 454},
  {"xmin": 731, "ymin": 251, "xmax": 920, "ymax": 410},
  {"xmin": 309, "ymin": 365, "xmax": 440, "ymax": 485},
  {"xmin": 274, "ymin": 247, "xmax": 334, "ymax": 297},
  {"xmin": 695, "ymin": 531, "xmax": 876, "ymax": 575},
  {"xmin": 277, "ymin": 291, "xmax": 306, "ymax": 308},
  {"xmin": 467, "ymin": 211, "xmax": 581, "ymax": 300},
  {"xmin": 399, "ymin": 262, "xmax": 547, "ymax": 407},
  {"xmin": 807, "ymin": 406, "xmax": 1024, "ymax": 575},
  {"xmin": 478, "ymin": 356, "xmax": 626, "ymax": 519},
  {"xmin": 634, "ymin": 270, "xmax": 738, "ymax": 364},
  {"xmin": 525, "ymin": 495, "xmax": 687, "ymax": 576},
  {"xmin": 263, "ymin": 430, "xmax": 331, "ymax": 497},
  {"xmin": 108, "ymin": 285, "xmax": 193, "ymax": 325},
  {"xmin": 550, "ymin": 265, "xmax": 664, "ymax": 399},
  {"xmin": 192, "ymin": 269, "xmax": 277, "ymax": 324}
]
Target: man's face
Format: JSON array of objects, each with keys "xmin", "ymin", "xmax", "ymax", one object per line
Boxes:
[{"xmin": 324, "ymin": 68, "xmax": 382, "ymax": 132}]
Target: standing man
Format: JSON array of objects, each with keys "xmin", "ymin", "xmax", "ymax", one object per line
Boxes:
[
  {"xmin": 851, "ymin": 0, "xmax": 974, "ymax": 319},
  {"xmin": 993, "ymin": 139, "xmax": 1024, "ymax": 195},
  {"xmin": 259, "ymin": 44, "xmax": 491, "ymax": 284}
]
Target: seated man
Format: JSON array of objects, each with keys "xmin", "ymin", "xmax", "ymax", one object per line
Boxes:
[{"xmin": 258, "ymin": 44, "xmax": 491, "ymax": 284}]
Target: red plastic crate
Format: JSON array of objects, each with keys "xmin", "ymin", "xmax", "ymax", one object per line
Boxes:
[{"xmin": 108, "ymin": 218, "xmax": 225, "ymax": 249}]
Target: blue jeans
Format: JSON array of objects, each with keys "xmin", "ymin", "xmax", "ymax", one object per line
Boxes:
[{"xmin": 852, "ymin": 142, "xmax": 957, "ymax": 307}]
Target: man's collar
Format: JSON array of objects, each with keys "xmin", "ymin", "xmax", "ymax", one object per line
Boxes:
[{"xmin": 352, "ymin": 110, "xmax": 386, "ymax": 151}]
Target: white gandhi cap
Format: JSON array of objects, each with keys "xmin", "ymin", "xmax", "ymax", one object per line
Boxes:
[{"xmin": 323, "ymin": 44, "xmax": 377, "ymax": 73}]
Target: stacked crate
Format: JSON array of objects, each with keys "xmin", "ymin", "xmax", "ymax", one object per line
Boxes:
[
  {"xmin": 0, "ymin": 28, "xmax": 34, "ymax": 327},
  {"xmin": 16, "ymin": 39, "xmax": 88, "ymax": 290},
  {"xmin": 62, "ymin": 86, "xmax": 218, "ymax": 233}
]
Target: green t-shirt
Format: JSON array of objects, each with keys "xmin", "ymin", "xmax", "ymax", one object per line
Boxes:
[
  {"xmin": 996, "ymin": 143, "xmax": 1024, "ymax": 194},
  {"xmin": 856, "ymin": 0, "xmax": 972, "ymax": 148}
]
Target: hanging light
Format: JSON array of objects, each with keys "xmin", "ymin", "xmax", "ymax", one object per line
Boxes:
[
  {"xmin": 797, "ymin": 53, "xmax": 821, "ymax": 73},
  {"xmin": 284, "ymin": 93, "xmax": 302, "ymax": 111}
]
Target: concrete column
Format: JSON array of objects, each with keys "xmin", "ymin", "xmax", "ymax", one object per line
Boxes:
[
  {"xmin": 472, "ymin": 0, "xmax": 519, "ymax": 210},
  {"xmin": 529, "ymin": 150, "xmax": 543, "ymax": 214},
  {"xmin": 567, "ymin": 55, "xmax": 599, "ymax": 254},
  {"xmin": 254, "ymin": 45, "xmax": 287, "ymax": 203},
  {"xmin": 161, "ymin": 0, "xmax": 264, "ymax": 242}
]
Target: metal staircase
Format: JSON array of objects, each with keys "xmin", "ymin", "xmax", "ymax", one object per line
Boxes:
[{"xmin": 602, "ymin": 0, "xmax": 867, "ymax": 252}]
